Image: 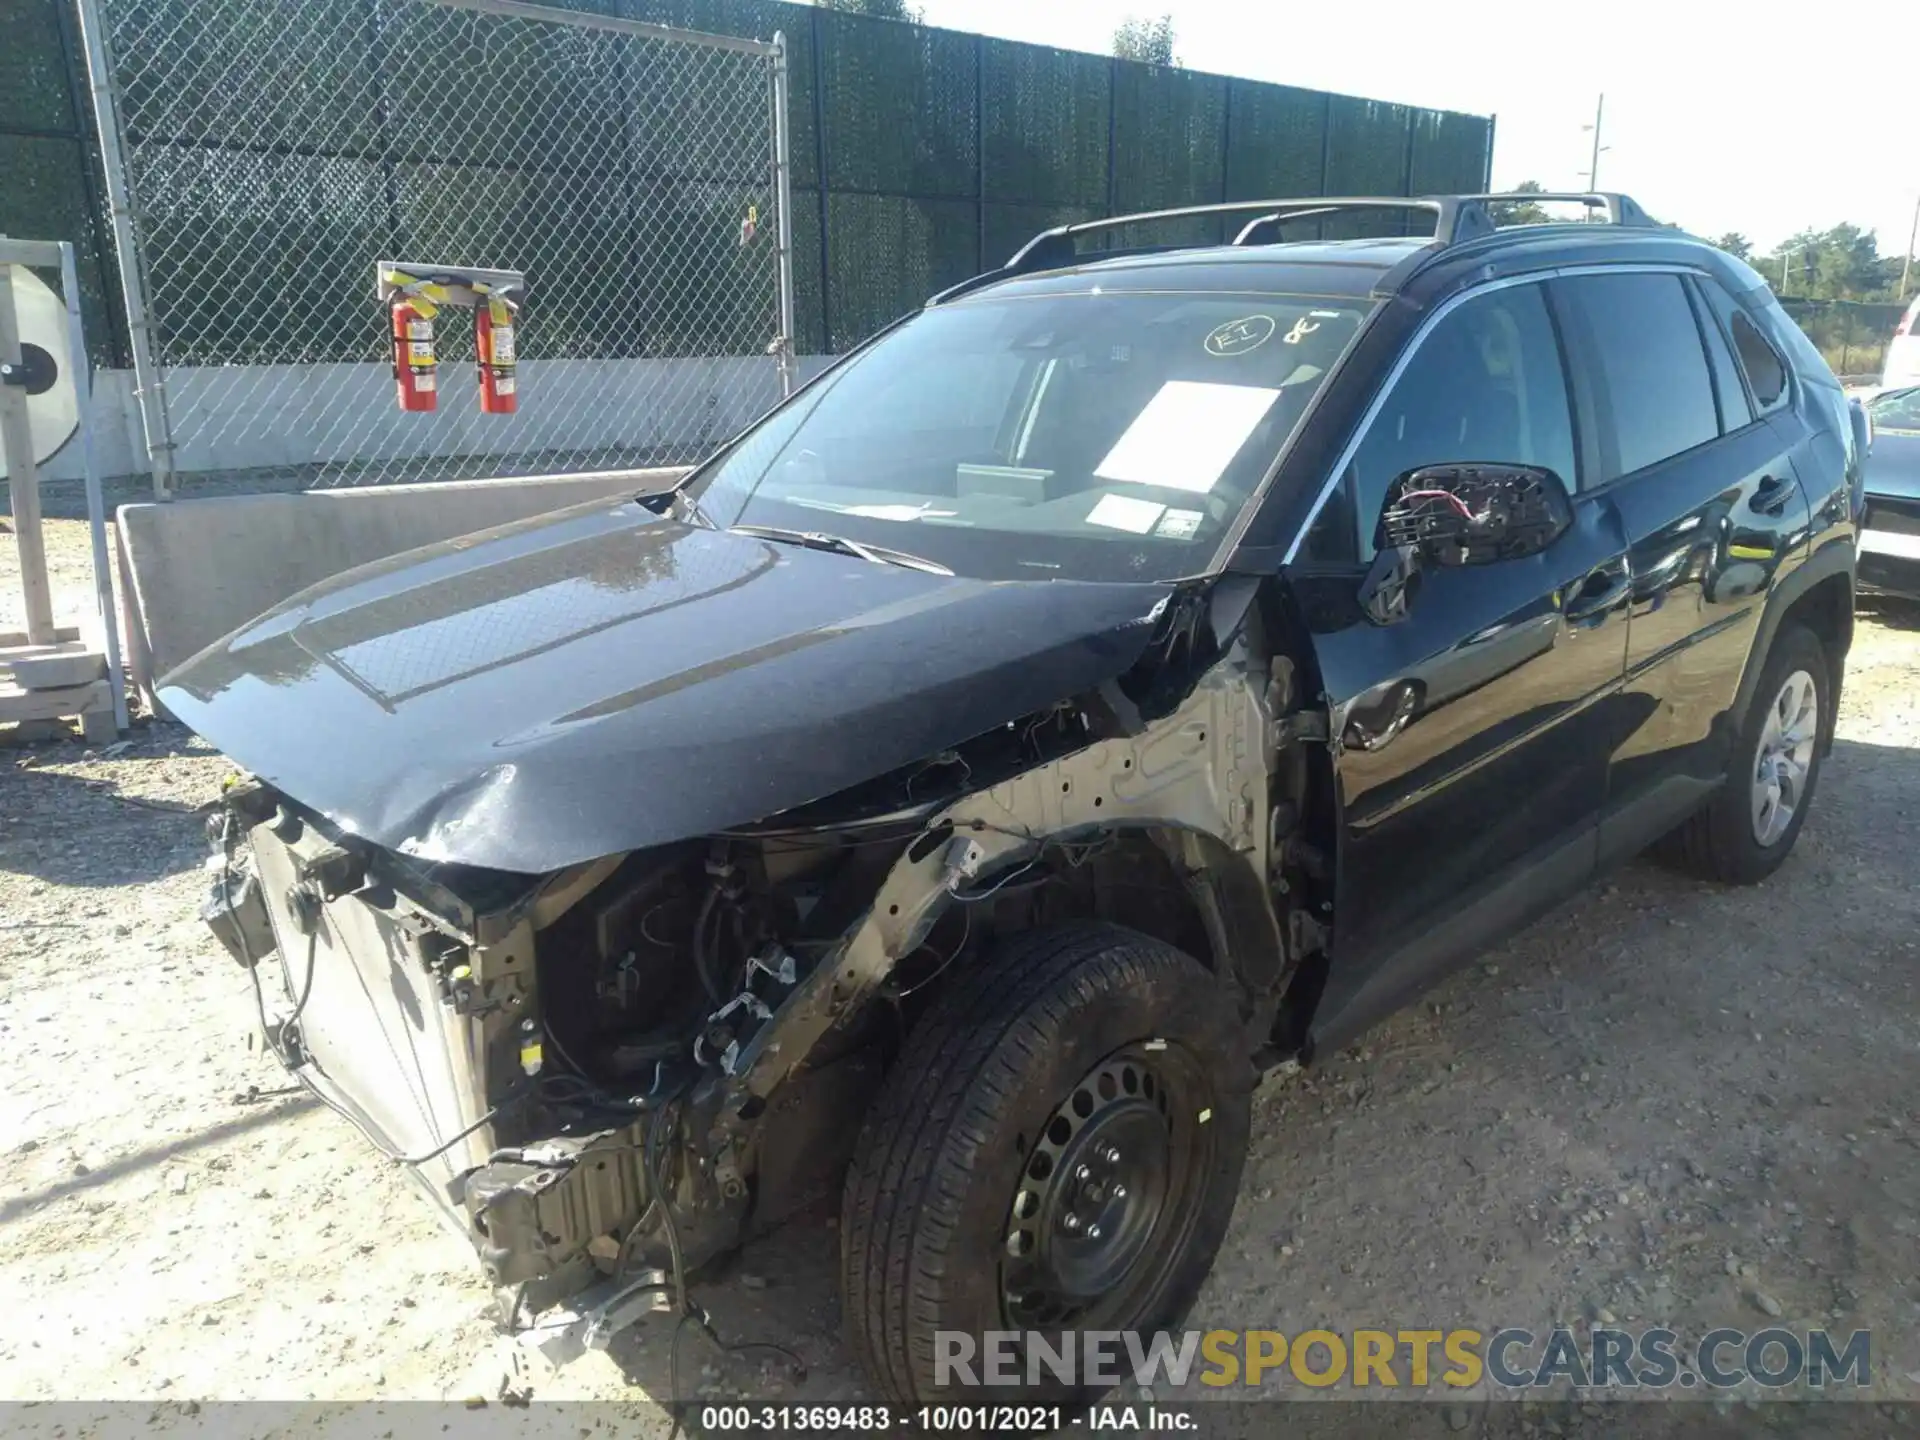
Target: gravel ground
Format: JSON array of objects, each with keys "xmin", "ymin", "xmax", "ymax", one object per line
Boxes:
[{"xmin": 3, "ymin": 516, "xmax": 1918, "ymax": 1423}]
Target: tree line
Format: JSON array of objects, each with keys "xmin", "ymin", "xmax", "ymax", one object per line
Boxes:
[{"xmin": 1460, "ymin": 181, "xmax": 1908, "ymax": 305}]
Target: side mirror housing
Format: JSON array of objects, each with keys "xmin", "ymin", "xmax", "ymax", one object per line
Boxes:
[
  {"xmin": 1376, "ymin": 462, "xmax": 1574, "ymax": 567},
  {"xmin": 1848, "ymin": 395, "xmax": 1872, "ymax": 460}
]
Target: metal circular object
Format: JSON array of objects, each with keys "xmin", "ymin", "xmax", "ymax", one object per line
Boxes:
[
  {"xmin": 999, "ymin": 1044, "xmax": 1212, "ymax": 1328},
  {"xmin": 0, "ymin": 264, "xmax": 79, "ymax": 478},
  {"xmin": 1751, "ymin": 668, "xmax": 1818, "ymax": 847},
  {"xmin": 14, "ymin": 343, "xmax": 59, "ymax": 396}
]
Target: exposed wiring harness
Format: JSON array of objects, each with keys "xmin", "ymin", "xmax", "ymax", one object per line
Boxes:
[
  {"xmin": 637, "ymin": 1093, "xmax": 805, "ymax": 1438},
  {"xmin": 1395, "ymin": 486, "xmax": 1482, "ymax": 521}
]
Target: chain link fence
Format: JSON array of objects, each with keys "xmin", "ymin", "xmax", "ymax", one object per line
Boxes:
[
  {"xmin": 77, "ymin": 0, "xmax": 793, "ymax": 491},
  {"xmin": 1774, "ymin": 298, "xmax": 1911, "ymax": 383}
]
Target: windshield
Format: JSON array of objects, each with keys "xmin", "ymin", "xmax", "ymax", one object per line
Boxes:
[
  {"xmin": 1870, "ymin": 387, "xmax": 1920, "ymax": 431},
  {"xmin": 689, "ymin": 290, "xmax": 1369, "ymax": 582}
]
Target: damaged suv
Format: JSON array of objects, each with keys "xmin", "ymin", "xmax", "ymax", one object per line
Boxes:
[{"xmin": 174, "ymin": 193, "xmax": 1862, "ymax": 1404}]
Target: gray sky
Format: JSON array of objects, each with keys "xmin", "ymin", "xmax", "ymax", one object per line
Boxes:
[{"xmin": 916, "ymin": 0, "xmax": 1920, "ymax": 258}]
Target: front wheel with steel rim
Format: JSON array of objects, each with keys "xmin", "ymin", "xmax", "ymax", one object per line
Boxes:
[
  {"xmin": 1662, "ymin": 624, "xmax": 1830, "ymax": 885},
  {"xmin": 842, "ymin": 923, "xmax": 1251, "ymax": 1406}
]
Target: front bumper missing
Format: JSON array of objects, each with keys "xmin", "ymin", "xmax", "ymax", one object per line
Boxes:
[
  {"xmin": 464, "ymin": 1126, "xmax": 650, "ymax": 1308},
  {"xmin": 214, "ymin": 808, "xmax": 667, "ymax": 1328}
]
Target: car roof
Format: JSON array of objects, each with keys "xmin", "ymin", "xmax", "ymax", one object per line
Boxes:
[
  {"xmin": 937, "ymin": 195, "xmax": 1757, "ymax": 312},
  {"xmin": 955, "ymin": 237, "xmax": 1429, "ymax": 304}
]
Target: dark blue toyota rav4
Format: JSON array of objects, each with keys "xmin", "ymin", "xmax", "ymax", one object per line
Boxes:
[{"xmin": 178, "ymin": 193, "xmax": 1864, "ymax": 1404}]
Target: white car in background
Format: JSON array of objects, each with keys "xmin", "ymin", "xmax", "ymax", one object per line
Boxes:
[{"xmin": 1886, "ymin": 294, "xmax": 1920, "ymax": 386}]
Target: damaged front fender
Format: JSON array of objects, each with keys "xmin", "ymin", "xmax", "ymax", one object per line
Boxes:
[{"xmin": 710, "ymin": 644, "xmax": 1284, "ymax": 1147}]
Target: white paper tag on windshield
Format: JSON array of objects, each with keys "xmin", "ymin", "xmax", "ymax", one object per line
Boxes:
[
  {"xmin": 1156, "ymin": 508, "xmax": 1203, "ymax": 539},
  {"xmin": 1085, "ymin": 493, "xmax": 1165, "ymax": 534},
  {"xmin": 1094, "ymin": 380, "xmax": 1281, "ymax": 495}
]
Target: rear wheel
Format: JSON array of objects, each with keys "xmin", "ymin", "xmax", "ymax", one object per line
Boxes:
[
  {"xmin": 841, "ymin": 923, "xmax": 1250, "ymax": 1405},
  {"xmin": 1663, "ymin": 625, "xmax": 1830, "ymax": 884}
]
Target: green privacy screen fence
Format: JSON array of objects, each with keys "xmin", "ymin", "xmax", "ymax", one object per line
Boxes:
[
  {"xmin": 0, "ymin": 0, "xmax": 122, "ymax": 366},
  {"xmin": 780, "ymin": 4, "xmax": 1492, "ymax": 351},
  {"xmin": 1, "ymin": 0, "xmax": 1492, "ymax": 372}
]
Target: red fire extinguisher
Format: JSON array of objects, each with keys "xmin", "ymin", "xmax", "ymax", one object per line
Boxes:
[
  {"xmin": 390, "ymin": 297, "xmax": 438, "ymax": 412},
  {"xmin": 475, "ymin": 295, "xmax": 517, "ymax": 414}
]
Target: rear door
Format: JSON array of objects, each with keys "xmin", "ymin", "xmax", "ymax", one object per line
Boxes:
[
  {"xmin": 1551, "ymin": 271, "xmax": 1810, "ymax": 863},
  {"xmin": 1287, "ymin": 278, "xmax": 1632, "ymax": 1049}
]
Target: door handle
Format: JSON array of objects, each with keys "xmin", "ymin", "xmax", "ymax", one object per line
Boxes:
[
  {"xmin": 1752, "ymin": 474, "xmax": 1796, "ymax": 518},
  {"xmin": 1564, "ymin": 561, "xmax": 1631, "ymax": 624}
]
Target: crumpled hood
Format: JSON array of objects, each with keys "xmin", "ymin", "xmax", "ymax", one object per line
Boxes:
[{"xmin": 160, "ymin": 501, "xmax": 1173, "ymax": 873}]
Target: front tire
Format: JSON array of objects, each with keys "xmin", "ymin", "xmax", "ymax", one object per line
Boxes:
[
  {"xmin": 841, "ymin": 923, "xmax": 1251, "ymax": 1405},
  {"xmin": 1664, "ymin": 624, "xmax": 1830, "ymax": 884}
]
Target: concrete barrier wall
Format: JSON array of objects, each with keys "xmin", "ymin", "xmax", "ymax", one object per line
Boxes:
[
  {"xmin": 44, "ymin": 356, "xmax": 836, "ymax": 483},
  {"xmin": 117, "ymin": 468, "xmax": 688, "ymax": 700}
]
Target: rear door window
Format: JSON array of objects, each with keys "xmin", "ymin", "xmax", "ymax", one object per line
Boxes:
[
  {"xmin": 1686, "ymin": 279, "xmax": 1755, "ymax": 432},
  {"xmin": 1555, "ymin": 273, "xmax": 1719, "ymax": 482}
]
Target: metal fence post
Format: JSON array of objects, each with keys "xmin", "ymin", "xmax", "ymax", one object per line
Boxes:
[
  {"xmin": 810, "ymin": 5, "xmax": 833, "ymax": 354},
  {"xmin": 59, "ymin": 240, "xmax": 130, "ymax": 730},
  {"xmin": 770, "ymin": 31, "xmax": 797, "ymax": 396},
  {"xmin": 1399, "ymin": 111, "xmax": 1416, "ymax": 233},
  {"xmin": 72, "ymin": 0, "xmax": 174, "ymax": 501}
]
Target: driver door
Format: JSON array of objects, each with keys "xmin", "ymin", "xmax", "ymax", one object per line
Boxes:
[{"xmin": 1286, "ymin": 279, "xmax": 1633, "ymax": 1052}]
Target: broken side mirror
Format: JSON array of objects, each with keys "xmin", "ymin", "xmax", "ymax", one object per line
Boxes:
[
  {"xmin": 1356, "ymin": 463, "xmax": 1573, "ymax": 625},
  {"xmin": 1376, "ymin": 463, "xmax": 1574, "ymax": 567}
]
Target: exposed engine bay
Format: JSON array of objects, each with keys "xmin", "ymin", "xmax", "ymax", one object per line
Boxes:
[{"xmin": 198, "ymin": 580, "xmax": 1334, "ymax": 1343}]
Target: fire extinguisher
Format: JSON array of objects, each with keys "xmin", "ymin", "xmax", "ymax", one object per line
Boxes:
[
  {"xmin": 390, "ymin": 296, "xmax": 438, "ymax": 412},
  {"xmin": 475, "ymin": 295, "xmax": 517, "ymax": 414}
]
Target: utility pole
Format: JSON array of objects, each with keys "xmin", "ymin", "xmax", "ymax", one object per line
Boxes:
[
  {"xmin": 1585, "ymin": 93, "xmax": 1605, "ymax": 191},
  {"xmin": 1779, "ymin": 245, "xmax": 1804, "ymax": 297},
  {"xmin": 1901, "ymin": 189, "xmax": 1917, "ymax": 300}
]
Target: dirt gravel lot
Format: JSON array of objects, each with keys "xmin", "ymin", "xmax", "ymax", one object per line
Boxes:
[{"xmin": 3, "ymin": 516, "xmax": 1919, "ymax": 1426}]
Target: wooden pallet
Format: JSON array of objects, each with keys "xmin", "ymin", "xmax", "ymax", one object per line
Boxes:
[{"xmin": 0, "ymin": 640, "xmax": 116, "ymax": 743}]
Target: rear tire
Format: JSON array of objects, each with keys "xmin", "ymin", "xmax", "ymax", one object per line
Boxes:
[
  {"xmin": 1662, "ymin": 624, "xmax": 1830, "ymax": 885},
  {"xmin": 841, "ymin": 922, "xmax": 1251, "ymax": 1405}
]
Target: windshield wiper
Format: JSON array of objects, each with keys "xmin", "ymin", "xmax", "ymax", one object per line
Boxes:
[{"xmin": 729, "ymin": 524, "xmax": 954, "ymax": 576}]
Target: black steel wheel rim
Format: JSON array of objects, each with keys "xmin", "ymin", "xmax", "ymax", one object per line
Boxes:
[{"xmin": 1000, "ymin": 1043, "xmax": 1213, "ymax": 1328}]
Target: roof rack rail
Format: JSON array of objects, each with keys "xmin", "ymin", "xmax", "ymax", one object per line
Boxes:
[
  {"xmin": 926, "ymin": 191, "xmax": 1660, "ymax": 301},
  {"xmin": 1457, "ymin": 191, "xmax": 1660, "ymax": 235}
]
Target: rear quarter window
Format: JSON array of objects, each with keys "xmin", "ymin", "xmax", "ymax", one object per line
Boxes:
[
  {"xmin": 1728, "ymin": 311, "xmax": 1788, "ymax": 413},
  {"xmin": 1755, "ymin": 291, "xmax": 1840, "ymax": 390}
]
